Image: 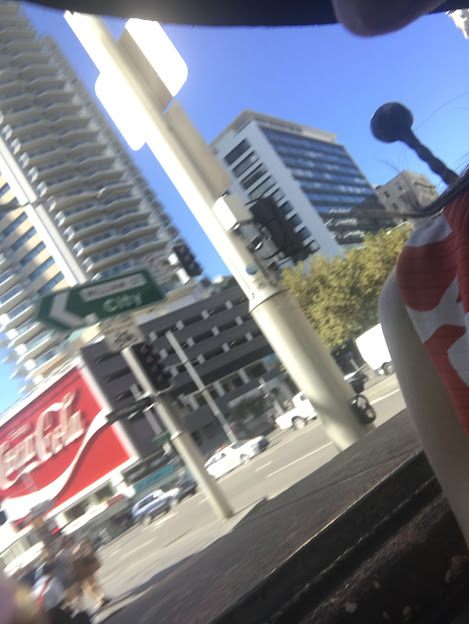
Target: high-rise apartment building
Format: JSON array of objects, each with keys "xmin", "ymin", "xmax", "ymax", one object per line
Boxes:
[
  {"xmin": 211, "ymin": 111, "xmax": 381, "ymax": 252},
  {"xmin": 0, "ymin": 5, "xmax": 193, "ymax": 390}
]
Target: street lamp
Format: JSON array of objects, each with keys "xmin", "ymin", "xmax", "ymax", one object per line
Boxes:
[{"xmin": 65, "ymin": 13, "xmax": 373, "ymax": 450}]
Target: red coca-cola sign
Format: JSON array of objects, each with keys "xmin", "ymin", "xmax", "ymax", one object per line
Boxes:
[{"xmin": 0, "ymin": 367, "xmax": 134, "ymax": 520}]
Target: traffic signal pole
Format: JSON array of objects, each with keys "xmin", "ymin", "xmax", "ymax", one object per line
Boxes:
[
  {"xmin": 121, "ymin": 347, "xmax": 234, "ymax": 520},
  {"xmin": 165, "ymin": 331, "xmax": 238, "ymax": 444},
  {"xmin": 67, "ymin": 14, "xmax": 374, "ymax": 451}
]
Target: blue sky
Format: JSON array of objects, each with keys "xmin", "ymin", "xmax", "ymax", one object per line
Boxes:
[{"xmin": 0, "ymin": 6, "xmax": 468, "ymax": 411}]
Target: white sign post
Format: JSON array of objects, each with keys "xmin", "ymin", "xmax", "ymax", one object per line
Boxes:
[{"xmin": 101, "ymin": 316, "xmax": 145, "ymax": 352}]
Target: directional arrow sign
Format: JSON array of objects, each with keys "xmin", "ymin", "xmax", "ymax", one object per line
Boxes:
[{"xmin": 36, "ymin": 269, "xmax": 165, "ymax": 331}]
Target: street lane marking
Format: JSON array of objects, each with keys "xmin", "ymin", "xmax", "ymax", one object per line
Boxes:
[
  {"xmin": 266, "ymin": 443, "xmax": 334, "ymax": 478},
  {"xmin": 370, "ymin": 389, "xmax": 401, "ymax": 405},
  {"xmin": 255, "ymin": 461, "xmax": 272, "ymax": 472},
  {"xmin": 150, "ymin": 512, "xmax": 177, "ymax": 530}
]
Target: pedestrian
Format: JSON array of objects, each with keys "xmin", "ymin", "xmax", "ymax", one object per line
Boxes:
[
  {"xmin": 72, "ymin": 538, "xmax": 110, "ymax": 610},
  {"xmin": 33, "ymin": 562, "xmax": 72, "ymax": 624}
]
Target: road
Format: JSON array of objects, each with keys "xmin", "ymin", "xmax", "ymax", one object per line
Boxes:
[{"xmin": 96, "ymin": 375, "xmax": 406, "ymax": 621}]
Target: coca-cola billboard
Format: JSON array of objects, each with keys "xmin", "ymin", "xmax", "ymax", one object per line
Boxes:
[{"xmin": 0, "ymin": 367, "xmax": 135, "ymax": 520}]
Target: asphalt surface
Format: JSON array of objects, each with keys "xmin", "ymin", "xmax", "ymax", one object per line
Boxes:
[{"xmin": 95, "ymin": 375, "xmax": 405, "ymax": 622}]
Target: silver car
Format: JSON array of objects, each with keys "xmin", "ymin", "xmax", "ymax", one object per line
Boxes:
[{"xmin": 131, "ymin": 489, "xmax": 172, "ymax": 525}]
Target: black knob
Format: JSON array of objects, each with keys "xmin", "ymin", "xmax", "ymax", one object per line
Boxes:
[{"xmin": 371, "ymin": 102, "xmax": 414, "ymax": 143}]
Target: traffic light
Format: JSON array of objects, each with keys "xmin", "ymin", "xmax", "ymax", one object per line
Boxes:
[
  {"xmin": 130, "ymin": 342, "xmax": 172, "ymax": 392},
  {"xmin": 172, "ymin": 243, "xmax": 202, "ymax": 277},
  {"xmin": 250, "ymin": 196, "xmax": 306, "ymax": 260}
]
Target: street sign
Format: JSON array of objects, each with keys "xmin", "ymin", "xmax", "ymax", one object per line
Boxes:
[
  {"xmin": 36, "ymin": 270, "xmax": 165, "ymax": 331},
  {"xmin": 101, "ymin": 316, "xmax": 145, "ymax": 352}
]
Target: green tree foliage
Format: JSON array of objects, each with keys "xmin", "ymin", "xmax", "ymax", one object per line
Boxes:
[{"xmin": 281, "ymin": 227, "xmax": 411, "ymax": 349}]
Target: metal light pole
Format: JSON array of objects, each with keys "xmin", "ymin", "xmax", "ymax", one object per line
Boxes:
[
  {"xmin": 65, "ymin": 14, "xmax": 374, "ymax": 450},
  {"xmin": 165, "ymin": 330, "xmax": 237, "ymax": 444}
]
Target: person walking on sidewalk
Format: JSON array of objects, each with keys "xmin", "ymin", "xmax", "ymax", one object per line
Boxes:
[{"xmin": 72, "ymin": 538, "xmax": 110, "ymax": 610}]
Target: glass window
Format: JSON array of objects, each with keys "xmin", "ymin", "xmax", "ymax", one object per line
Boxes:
[
  {"xmin": 224, "ymin": 139, "xmax": 251, "ymax": 166},
  {"xmin": 279, "ymin": 201, "xmax": 293, "ymax": 216},
  {"xmin": 0, "ymin": 285, "xmax": 23, "ymax": 305},
  {"xmin": 240, "ymin": 164, "xmax": 267, "ymax": 190},
  {"xmin": 248, "ymin": 177, "xmax": 275, "ymax": 201},
  {"xmin": 11, "ymin": 228, "xmax": 35, "ymax": 251},
  {"xmin": 30, "ymin": 257, "xmax": 55, "ymax": 281},
  {"xmin": 38, "ymin": 273, "xmax": 64, "ymax": 295},
  {"xmin": 288, "ymin": 214, "xmax": 303, "ymax": 227},
  {"xmin": 1, "ymin": 213, "xmax": 27, "ymax": 238},
  {"xmin": 297, "ymin": 227, "xmax": 312, "ymax": 240},
  {"xmin": 19, "ymin": 242, "xmax": 46, "ymax": 266},
  {"xmin": 232, "ymin": 152, "xmax": 259, "ymax": 177}
]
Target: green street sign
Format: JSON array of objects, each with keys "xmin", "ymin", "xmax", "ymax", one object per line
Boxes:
[{"xmin": 36, "ymin": 269, "xmax": 165, "ymax": 331}]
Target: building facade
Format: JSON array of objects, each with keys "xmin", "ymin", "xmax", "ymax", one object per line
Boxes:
[
  {"xmin": 0, "ymin": 5, "xmax": 194, "ymax": 390},
  {"xmin": 81, "ymin": 285, "xmax": 293, "ymax": 457},
  {"xmin": 448, "ymin": 9, "xmax": 469, "ymax": 39},
  {"xmin": 211, "ymin": 111, "xmax": 379, "ymax": 252},
  {"xmin": 374, "ymin": 170, "xmax": 439, "ymax": 221}
]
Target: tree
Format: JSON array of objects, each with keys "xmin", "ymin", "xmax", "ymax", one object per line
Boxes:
[{"xmin": 281, "ymin": 226, "xmax": 411, "ymax": 349}]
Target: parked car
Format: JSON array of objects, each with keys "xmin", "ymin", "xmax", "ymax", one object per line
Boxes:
[
  {"xmin": 131, "ymin": 489, "xmax": 172, "ymax": 525},
  {"xmin": 171, "ymin": 476, "xmax": 197, "ymax": 503},
  {"xmin": 205, "ymin": 436, "xmax": 268, "ymax": 480},
  {"xmin": 276, "ymin": 392, "xmax": 317, "ymax": 430}
]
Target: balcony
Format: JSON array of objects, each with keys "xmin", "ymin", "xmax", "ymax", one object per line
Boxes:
[
  {"xmin": 27, "ymin": 161, "xmax": 75, "ymax": 184},
  {"xmin": 18, "ymin": 146, "xmax": 68, "ymax": 169},
  {"xmin": 0, "ymin": 301, "xmax": 34, "ymax": 331},
  {"xmin": 0, "ymin": 252, "xmax": 11, "ymax": 271},
  {"xmin": 0, "ymin": 91, "xmax": 34, "ymax": 108},
  {"xmin": 27, "ymin": 347, "xmax": 66, "ymax": 379},
  {"xmin": 121, "ymin": 223, "xmax": 158, "ymax": 240},
  {"xmin": 87, "ymin": 169, "xmax": 122, "ymax": 186},
  {"xmin": 7, "ymin": 320, "xmax": 43, "ymax": 349},
  {"xmin": 17, "ymin": 331, "xmax": 58, "ymax": 363},
  {"xmin": 114, "ymin": 209, "xmax": 150, "ymax": 225},
  {"xmin": 64, "ymin": 217, "xmax": 109, "ymax": 241},
  {"xmin": 17, "ymin": 63, "xmax": 56, "ymax": 80},
  {"xmin": 0, "ymin": 106, "xmax": 42, "ymax": 125},
  {"xmin": 37, "ymin": 177, "xmax": 83, "ymax": 198},
  {"xmin": 0, "ymin": 270, "xmax": 18, "ymax": 294},
  {"xmin": 83, "ymin": 247, "xmax": 130, "ymax": 272},
  {"xmin": 78, "ymin": 154, "xmax": 114, "ymax": 172},
  {"xmin": 36, "ymin": 90, "xmax": 72, "ymax": 108},
  {"xmin": 105, "ymin": 196, "xmax": 140, "ymax": 213},
  {"xmin": 29, "ymin": 76, "xmax": 66, "ymax": 93},
  {"xmin": 0, "ymin": 287, "xmax": 27, "ymax": 313},
  {"xmin": 74, "ymin": 232, "xmax": 120, "ymax": 257},
  {"xmin": 130, "ymin": 236, "xmax": 167, "ymax": 255},
  {"xmin": 10, "ymin": 134, "xmax": 55, "ymax": 155},
  {"xmin": 4, "ymin": 119, "xmax": 51, "ymax": 139},
  {"xmin": 60, "ymin": 127, "xmax": 98, "ymax": 144}
]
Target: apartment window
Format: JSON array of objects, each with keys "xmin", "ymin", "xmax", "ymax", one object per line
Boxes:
[
  {"xmin": 19, "ymin": 243, "xmax": 46, "ymax": 266},
  {"xmin": 224, "ymin": 139, "xmax": 251, "ymax": 166},
  {"xmin": 241, "ymin": 165, "xmax": 267, "ymax": 190},
  {"xmin": 11, "ymin": 228, "xmax": 35, "ymax": 251},
  {"xmin": 217, "ymin": 319, "xmax": 238, "ymax": 332},
  {"xmin": 207, "ymin": 305, "xmax": 226, "ymax": 317},
  {"xmin": 38, "ymin": 273, "xmax": 64, "ymax": 295},
  {"xmin": 232, "ymin": 152, "xmax": 259, "ymax": 178},
  {"xmin": 228, "ymin": 336, "xmax": 248, "ymax": 349},
  {"xmin": 1, "ymin": 213, "xmax": 27, "ymax": 238},
  {"xmin": 204, "ymin": 347, "xmax": 225, "ymax": 360},
  {"xmin": 246, "ymin": 362, "xmax": 267, "ymax": 378},
  {"xmin": 0, "ymin": 285, "xmax": 23, "ymax": 305},
  {"xmin": 30, "ymin": 257, "xmax": 55, "ymax": 281}
]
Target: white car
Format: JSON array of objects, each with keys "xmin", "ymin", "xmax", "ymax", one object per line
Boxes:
[
  {"xmin": 276, "ymin": 392, "xmax": 317, "ymax": 430},
  {"xmin": 204, "ymin": 437, "xmax": 268, "ymax": 480}
]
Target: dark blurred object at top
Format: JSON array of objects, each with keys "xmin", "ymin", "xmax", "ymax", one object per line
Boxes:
[{"xmin": 17, "ymin": 0, "xmax": 467, "ymax": 26}]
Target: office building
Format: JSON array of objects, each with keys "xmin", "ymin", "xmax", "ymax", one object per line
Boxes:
[
  {"xmin": 0, "ymin": 5, "xmax": 195, "ymax": 389},
  {"xmin": 448, "ymin": 9, "xmax": 469, "ymax": 39},
  {"xmin": 211, "ymin": 111, "xmax": 381, "ymax": 252},
  {"xmin": 374, "ymin": 170, "xmax": 439, "ymax": 220}
]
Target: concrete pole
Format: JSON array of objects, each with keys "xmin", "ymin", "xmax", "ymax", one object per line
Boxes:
[
  {"xmin": 122, "ymin": 346, "xmax": 233, "ymax": 520},
  {"xmin": 66, "ymin": 14, "xmax": 374, "ymax": 450},
  {"xmin": 165, "ymin": 330, "xmax": 238, "ymax": 444}
]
